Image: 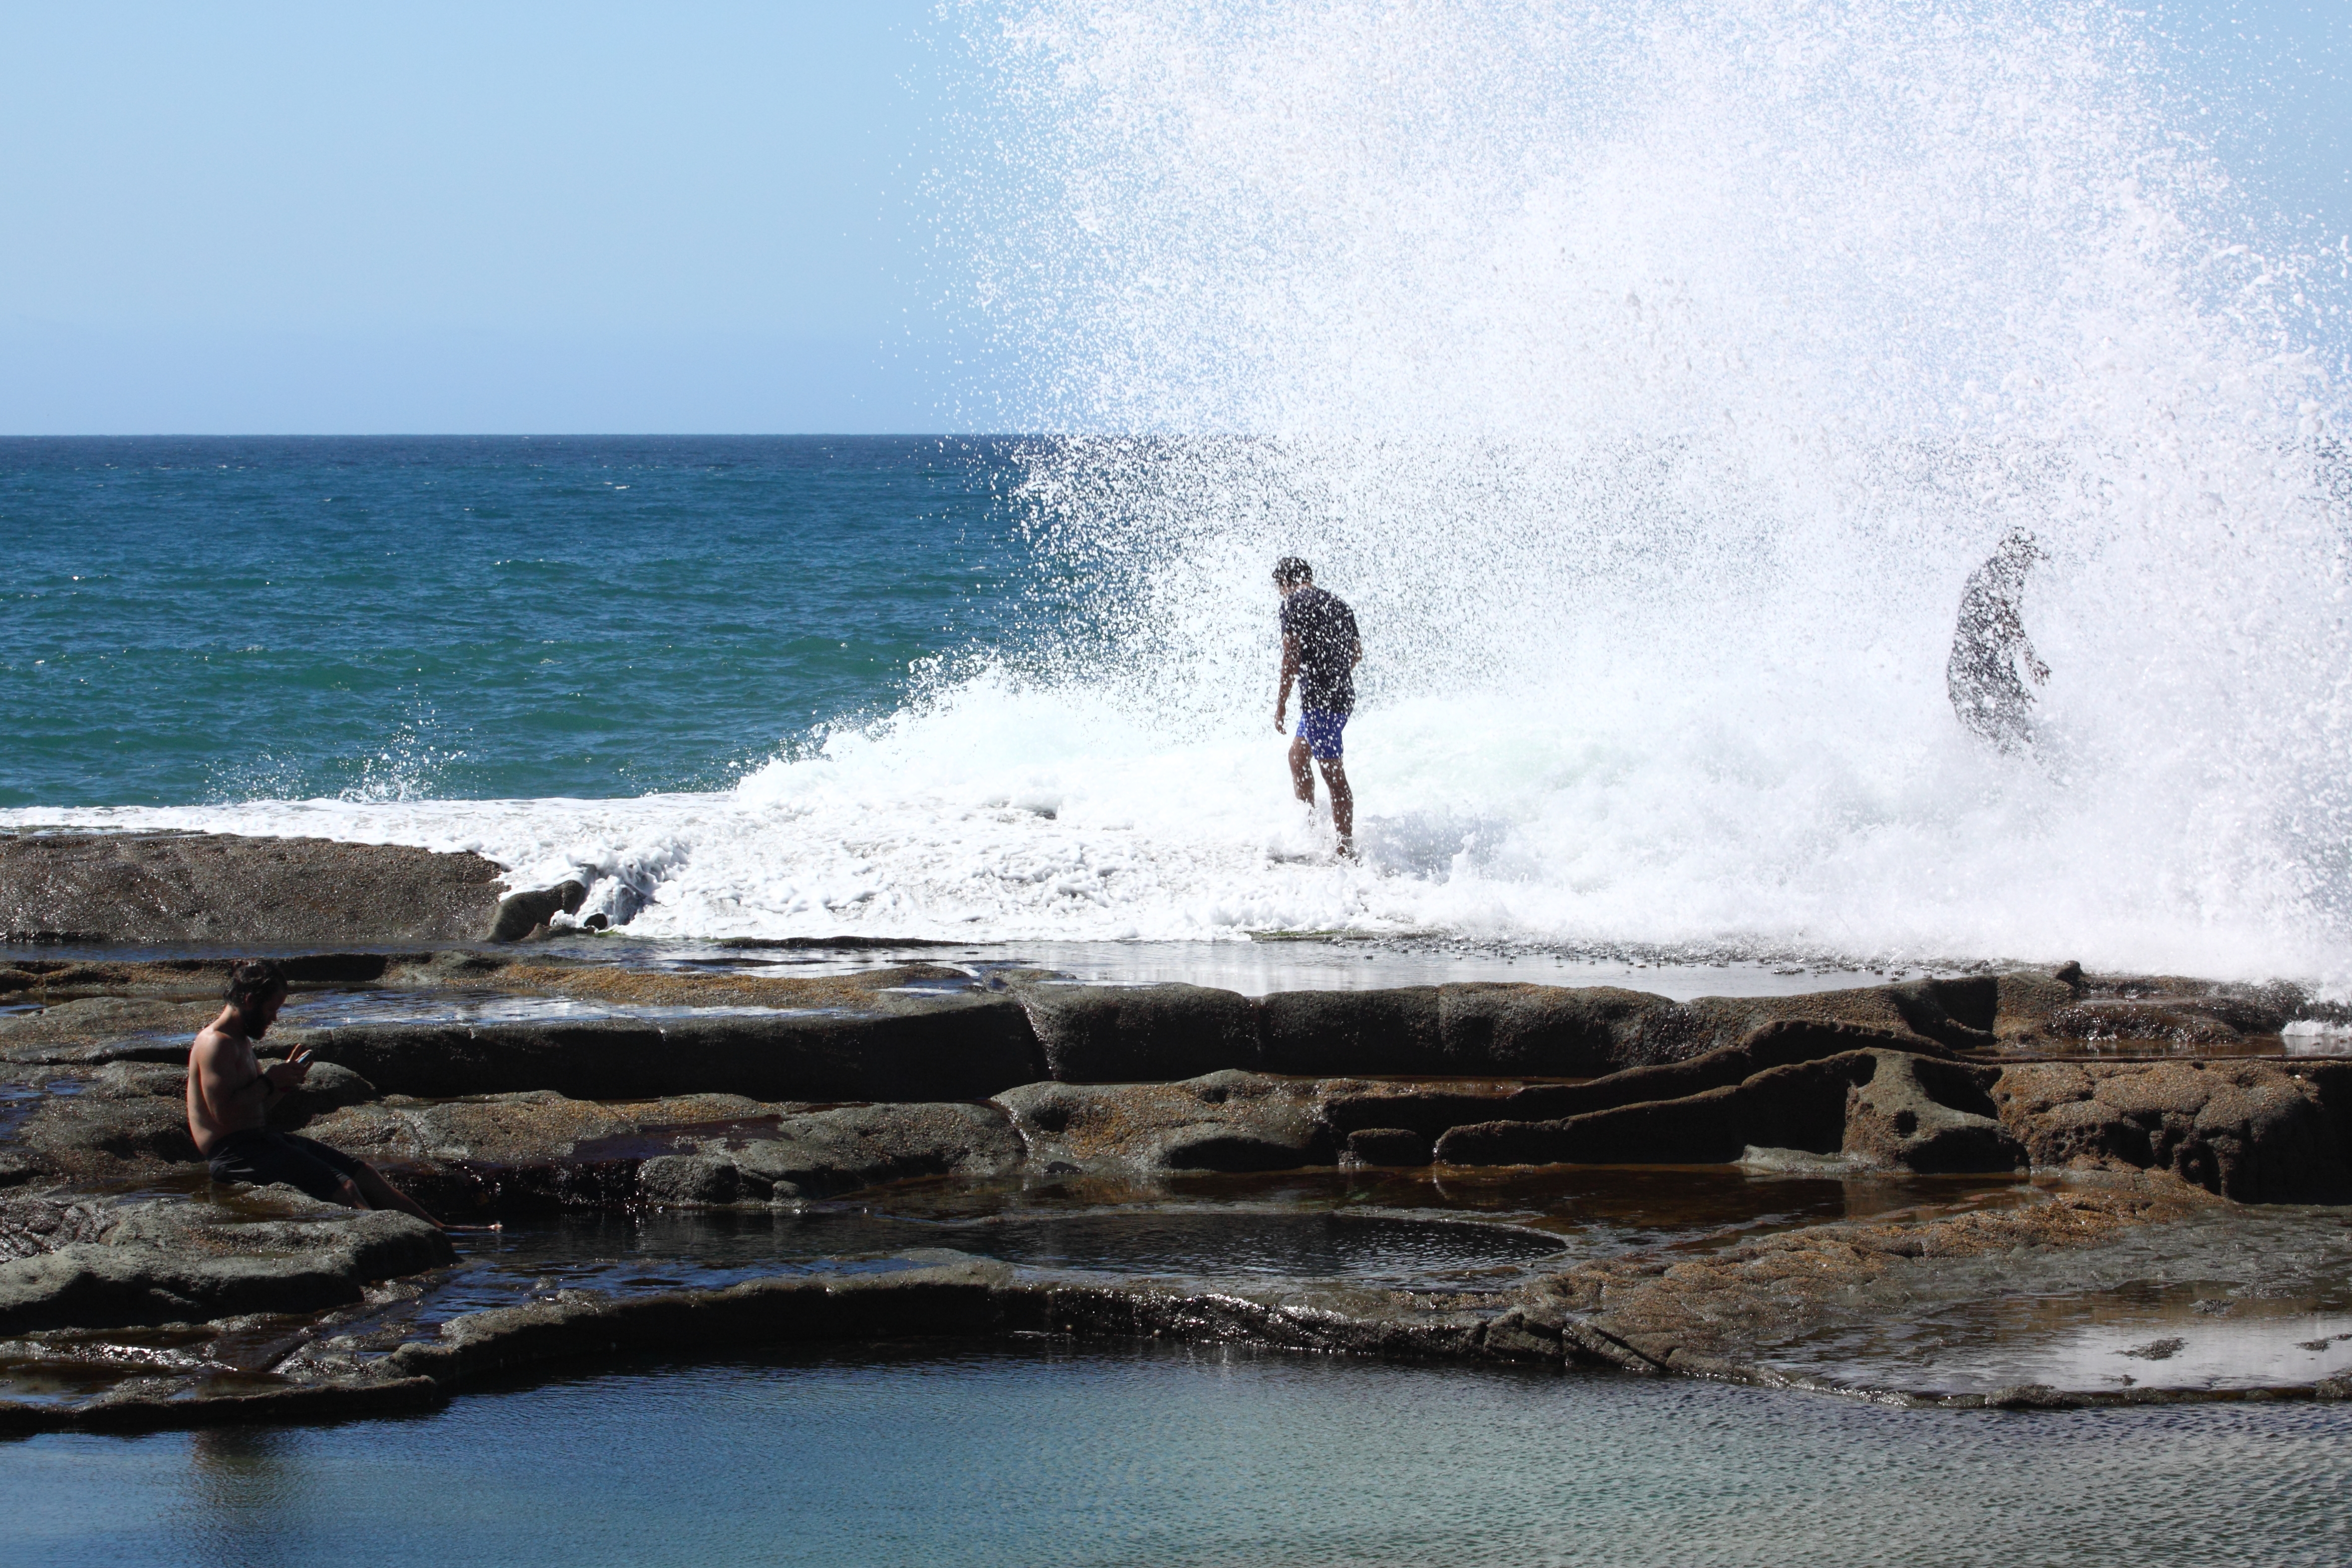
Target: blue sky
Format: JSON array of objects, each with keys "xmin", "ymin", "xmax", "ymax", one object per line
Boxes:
[
  {"xmin": 1, "ymin": 1, "xmax": 2346, "ymax": 435},
  {"xmin": 0, "ymin": 2, "xmax": 956, "ymax": 433}
]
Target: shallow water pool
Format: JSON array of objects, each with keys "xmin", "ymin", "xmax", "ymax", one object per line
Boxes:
[{"xmin": 9, "ymin": 1342, "xmax": 2350, "ymax": 1568}]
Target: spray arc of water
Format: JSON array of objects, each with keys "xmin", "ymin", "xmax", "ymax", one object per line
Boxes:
[
  {"xmin": 18, "ymin": 3, "xmax": 2349, "ymax": 980},
  {"xmin": 864, "ymin": 0, "xmax": 2352, "ymax": 975}
]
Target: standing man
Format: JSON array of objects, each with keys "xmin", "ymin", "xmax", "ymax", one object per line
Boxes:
[
  {"xmin": 187, "ymin": 958, "xmax": 441, "ymax": 1226},
  {"xmin": 1272, "ymin": 556, "xmax": 1363, "ymax": 858},
  {"xmin": 1947, "ymin": 528, "xmax": 2050, "ymax": 755}
]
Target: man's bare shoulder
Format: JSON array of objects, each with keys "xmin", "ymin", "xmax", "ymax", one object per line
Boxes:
[{"xmin": 189, "ymin": 1025, "xmax": 249, "ymax": 1066}]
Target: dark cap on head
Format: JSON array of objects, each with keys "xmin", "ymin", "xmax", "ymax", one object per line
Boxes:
[
  {"xmin": 224, "ymin": 958, "xmax": 288, "ymax": 1013},
  {"xmin": 1273, "ymin": 556, "xmax": 1313, "ymax": 588}
]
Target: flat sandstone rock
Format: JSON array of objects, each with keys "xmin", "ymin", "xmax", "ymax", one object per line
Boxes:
[{"xmin": 0, "ymin": 832, "xmax": 508, "ymax": 945}]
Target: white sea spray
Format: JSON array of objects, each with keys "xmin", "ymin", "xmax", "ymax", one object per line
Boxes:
[{"xmin": 13, "ymin": 2, "xmax": 2351, "ymax": 982}]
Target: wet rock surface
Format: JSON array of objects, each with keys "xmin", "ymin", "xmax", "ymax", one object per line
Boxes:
[
  {"xmin": 0, "ymin": 1190, "xmax": 452, "ymax": 1336},
  {"xmin": 1439, "ymin": 1046, "xmax": 2029, "ymax": 1174},
  {"xmin": 0, "ymin": 832, "xmax": 509, "ymax": 945},
  {"xmin": 1001, "ymin": 1071, "xmax": 1338, "ymax": 1174},
  {"xmin": 1992, "ymin": 1059, "xmax": 2352, "ymax": 1201},
  {"xmin": 0, "ymin": 940, "xmax": 2348, "ymax": 1428},
  {"xmin": 1517, "ymin": 1183, "xmax": 2214, "ymax": 1373},
  {"xmin": 488, "ymin": 879, "xmax": 588, "ymax": 943}
]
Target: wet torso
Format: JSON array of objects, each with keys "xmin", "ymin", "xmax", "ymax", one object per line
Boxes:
[{"xmin": 1281, "ymin": 586, "xmax": 1361, "ymax": 715}]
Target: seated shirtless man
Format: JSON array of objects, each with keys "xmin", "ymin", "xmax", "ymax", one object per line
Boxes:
[{"xmin": 188, "ymin": 959, "xmax": 440, "ymax": 1227}]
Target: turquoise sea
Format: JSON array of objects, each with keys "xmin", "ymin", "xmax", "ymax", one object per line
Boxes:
[
  {"xmin": 6, "ymin": 8, "xmax": 2352, "ymax": 973},
  {"xmin": 2, "ymin": 436, "xmax": 1031, "ymax": 807},
  {"xmin": 3, "ymin": 428, "xmax": 2348, "ymax": 975}
]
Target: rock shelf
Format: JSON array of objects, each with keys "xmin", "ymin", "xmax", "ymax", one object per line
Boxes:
[
  {"xmin": 1, "ymin": 932, "xmax": 2348, "ymax": 1429},
  {"xmin": 0, "ymin": 832, "xmax": 512, "ymax": 946}
]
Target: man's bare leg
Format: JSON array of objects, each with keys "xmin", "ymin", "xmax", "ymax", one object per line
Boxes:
[
  {"xmin": 1289, "ymin": 735, "xmax": 1317, "ymax": 808},
  {"xmin": 349, "ymin": 1162, "xmax": 445, "ymax": 1228},
  {"xmin": 1319, "ymin": 757, "xmax": 1354, "ymax": 854}
]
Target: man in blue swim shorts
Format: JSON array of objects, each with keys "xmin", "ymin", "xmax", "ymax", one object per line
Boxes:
[{"xmin": 1273, "ymin": 556, "xmax": 1364, "ymax": 857}]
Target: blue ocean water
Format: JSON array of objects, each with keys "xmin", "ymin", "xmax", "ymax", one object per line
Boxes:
[
  {"xmin": 2, "ymin": 426, "xmax": 2347, "ymax": 972},
  {"xmin": 0, "ymin": 437, "xmax": 1032, "ymax": 807}
]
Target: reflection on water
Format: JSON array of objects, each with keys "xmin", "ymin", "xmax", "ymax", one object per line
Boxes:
[
  {"xmin": 437, "ymin": 1163, "xmax": 2027, "ymax": 1300},
  {"xmin": 1764, "ymin": 1205, "xmax": 2352, "ymax": 1394},
  {"xmin": 2284, "ymin": 1021, "xmax": 2352, "ymax": 1056},
  {"xmin": 274, "ymin": 988, "xmax": 823, "ymax": 1029},
  {"xmin": 9, "ymin": 1344, "xmax": 2351, "ymax": 1568},
  {"xmin": 184, "ymin": 1426, "xmax": 301, "ymax": 1568}
]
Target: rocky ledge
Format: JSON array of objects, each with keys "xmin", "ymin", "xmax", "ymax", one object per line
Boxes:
[
  {"xmin": 4, "ymin": 1184, "xmax": 2345, "ymax": 1434},
  {"xmin": 0, "ymin": 830, "xmax": 618, "ymax": 946},
  {"xmin": 0, "ymin": 832, "xmax": 520, "ymax": 946},
  {"xmin": 5, "ymin": 954, "xmax": 2347, "ymax": 1207},
  {"xmin": 1, "ymin": 944, "xmax": 2348, "ymax": 1428}
]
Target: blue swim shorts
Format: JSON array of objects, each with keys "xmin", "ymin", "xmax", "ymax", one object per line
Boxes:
[{"xmin": 1296, "ymin": 709, "xmax": 1347, "ymax": 760}]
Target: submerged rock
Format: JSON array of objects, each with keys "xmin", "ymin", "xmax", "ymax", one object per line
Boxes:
[
  {"xmin": 2, "ymin": 1175, "xmax": 2292, "ymax": 1435},
  {"xmin": 1521, "ymin": 1182, "xmax": 2216, "ymax": 1379}
]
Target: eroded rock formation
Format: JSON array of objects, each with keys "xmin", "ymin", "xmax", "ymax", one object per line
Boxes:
[{"xmin": 3, "ymin": 941, "xmax": 2349, "ymax": 1430}]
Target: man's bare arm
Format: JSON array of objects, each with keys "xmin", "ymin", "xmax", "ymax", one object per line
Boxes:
[
  {"xmin": 1276, "ymin": 636, "xmax": 1301, "ymax": 731},
  {"xmin": 194, "ymin": 1035, "xmax": 302, "ymax": 1117}
]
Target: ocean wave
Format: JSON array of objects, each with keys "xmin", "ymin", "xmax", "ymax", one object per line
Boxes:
[{"xmin": 10, "ymin": 1, "xmax": 2351, "ymax": 986}]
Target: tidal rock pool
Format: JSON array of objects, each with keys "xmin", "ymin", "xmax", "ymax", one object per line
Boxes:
[
  {"xmin": 3, "ymin": 1163, "xmax": 2012, "ymax": 1411},
  {"xmin": 9, "ymin": 1342, "xmax": 2351, "ymax": 1568}
]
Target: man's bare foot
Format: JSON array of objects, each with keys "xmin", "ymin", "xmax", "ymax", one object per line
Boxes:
[{"xmin": 1336, "ymin": 837, "xmax": 1357, "ymax": 861}]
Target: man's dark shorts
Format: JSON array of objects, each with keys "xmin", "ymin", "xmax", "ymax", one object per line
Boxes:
[
  {"xmin": 1297, "ymin": 709, "xmax": 1347, "ymax": 761},
  {"xmin": 206, "ymin": 1128, "xmax": 369, "ymax": 1203}
]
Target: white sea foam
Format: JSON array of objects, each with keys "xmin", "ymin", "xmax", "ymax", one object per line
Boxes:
[{"xmin": 12, "ymin": 2, "xmax": 2351, "ymax": 983}]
